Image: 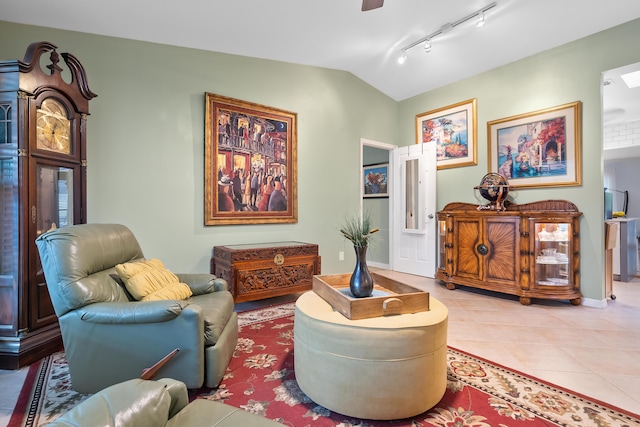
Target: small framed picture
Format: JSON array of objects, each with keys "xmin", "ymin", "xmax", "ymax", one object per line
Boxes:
[
  {"xmin": 363, "ymin": 163, "xmax": 389, "ymax": 198},
  {"xmin": 416, "ymin": 98, "xmax": 477, "ymax": 170}
]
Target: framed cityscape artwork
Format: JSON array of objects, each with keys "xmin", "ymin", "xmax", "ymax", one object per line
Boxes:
[
  {"xmin": 416, "ymin": 98, "xmax": 477, "ymax": 170},
  {"xmin": 488, "ymin": 101, "xmax": 582, "ymax": 189},
  {"xmin": 204, "ymin": 93, "xmax": 298, "ymax": 225}
]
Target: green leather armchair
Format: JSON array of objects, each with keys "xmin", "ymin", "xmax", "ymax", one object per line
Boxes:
[
  {"xmin": 36, "ymin": 224, "xmax": 238, "ymax": 394},
  {"xmin": 47, "ymin": 378, "xmax": 282, "ymax": 427}
]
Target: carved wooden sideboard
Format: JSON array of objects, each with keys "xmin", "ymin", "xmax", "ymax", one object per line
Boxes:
[
  {"xmin": 211, "ymin": 242, "xmax": 321, "ymax": 302},
  {"xmin": 436, "ymin": 200, "xmax": 582, "ymax": 305}
]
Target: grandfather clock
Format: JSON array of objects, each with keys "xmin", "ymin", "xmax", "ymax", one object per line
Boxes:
[{"xmin": 0, "ymin": 42, "xmax": 96, "ymax": 368}]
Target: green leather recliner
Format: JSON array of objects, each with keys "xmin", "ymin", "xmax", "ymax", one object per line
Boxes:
[
  {"xmin": 47, "ymin": 378, "xmax": 282, "ymax": 427},
  {"xmin": 36, "ymin": 223, "xmax": 238, "ymax": 394}
]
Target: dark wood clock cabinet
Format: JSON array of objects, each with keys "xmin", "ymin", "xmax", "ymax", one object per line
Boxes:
[
  {"xmin": 0, "ymin": 42, "xmax": 96, "ymax": 368},
  {"xmin": 436, "ymin": 200, "xmax": 582, "ymax": 305}
]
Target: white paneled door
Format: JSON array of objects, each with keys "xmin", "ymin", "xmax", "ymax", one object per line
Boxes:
[{"xmin": 390, "ymin": 143, "xmax": 437, "ymax": 277}]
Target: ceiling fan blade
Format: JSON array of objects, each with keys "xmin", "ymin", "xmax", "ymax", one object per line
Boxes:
[{"xmin": 362, "ymin": 0, "xmax": 384, "ymax": 11}]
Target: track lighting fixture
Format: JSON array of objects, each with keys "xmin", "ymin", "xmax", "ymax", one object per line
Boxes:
[
  {"xmin": 397, "ymin": 2, "xmax": 496, "ymax": 64},
  {"xmin": 398, "ymin": 50, "xmax": 407, "ymax": 64}
]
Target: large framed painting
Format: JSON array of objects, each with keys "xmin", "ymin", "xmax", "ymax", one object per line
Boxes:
[
  {"xmin": 416, "ymin": 98, "xmax": 477, "ymax": 170},
  {"xmin": 204, "ymin": 93, "xmax": 298, "ymax": 225},
  {"xmin": 363, "ymin": 163, "xmax": 389, "ymax": 198},
  {"xmin": 488, "ymin": 101, "xmax": 582, "ymax": 189}
]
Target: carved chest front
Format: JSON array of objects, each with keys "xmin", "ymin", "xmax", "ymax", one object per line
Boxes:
[{"xmin": 211, "ymin": 242, "xmax": 321, "ymax": 302}]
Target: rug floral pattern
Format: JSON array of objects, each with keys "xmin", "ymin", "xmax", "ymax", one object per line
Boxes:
[{"xmin": 13, "ymin": 302, "xmax": 640, "ymax": 427}]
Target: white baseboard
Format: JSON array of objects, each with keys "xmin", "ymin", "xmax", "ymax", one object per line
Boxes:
[
  {"xmin": 582, "ymin": 297, "xmax": 608, "ymax": 309},
  {"xmin": 368, "ymin": 261, "xmax": 390, "ymax": 270}
]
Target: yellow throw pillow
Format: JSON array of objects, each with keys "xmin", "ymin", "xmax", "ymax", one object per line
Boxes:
[{"xmin": 115, "ymin": 259, "xmax": 192, "ymax": 301}]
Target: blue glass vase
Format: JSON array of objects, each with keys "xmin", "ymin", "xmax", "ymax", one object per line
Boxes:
[{"xmin": 350, "ymin": 245, "xmax": 373, "ymax": 298}]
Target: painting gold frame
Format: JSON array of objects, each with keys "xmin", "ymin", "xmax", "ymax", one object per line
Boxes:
[
  {"xmin": 416, "ymin": 98, "xmax": 477, "ymax": 170},
  {"xmin": 204, "ymin": 93, "xmax": 298, "ymax": 225},
  {"xmin": 488, "ymin": 101, "xmax": 582, "ymax": 189}
]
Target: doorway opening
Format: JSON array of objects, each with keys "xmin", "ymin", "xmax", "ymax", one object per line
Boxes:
[
  {"xmin": 602, "ymin": 62, "xmax": 640, "ymax": 278},
  {"xmin": 360, "ymin": 138, "xmax": 396, "ymax": 269}
]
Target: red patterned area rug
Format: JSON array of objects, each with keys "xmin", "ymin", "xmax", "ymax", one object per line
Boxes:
[{"xmin": 9, "ymin": 302, "xmax": 640, "ymax": 427}]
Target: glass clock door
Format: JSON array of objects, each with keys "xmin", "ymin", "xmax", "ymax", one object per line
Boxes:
[
  {"xmin": 29, "ymin": 162, "xmax": 78, "ymax": 329},
  {"xmin": 36, "ymin": 165, "xmax": 74, "ymax": 235}
]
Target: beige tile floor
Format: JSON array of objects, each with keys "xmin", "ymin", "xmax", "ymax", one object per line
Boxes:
[
  {"xmin": 376, "ymin": 270, "xmax": 640, "ymax": 417},
  {"xmin": 1, "ymin": 272, "xmax": 639, "ymax": 426}
]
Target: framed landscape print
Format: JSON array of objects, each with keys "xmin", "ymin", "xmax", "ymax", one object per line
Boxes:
[
  {"xmin": 488, "ymin": 101, "xmax": 582, "ymax": 189},
  {"xmin": 416, "ymin": 98, "xmax": 477, "ymax": 170},
  {"xmin": 363, "ymin": 163, "xmax": 389, "ymax": 198},
  {"xmin": 204, "ymin": 93, "xmax": 298, "ymax": 225}
]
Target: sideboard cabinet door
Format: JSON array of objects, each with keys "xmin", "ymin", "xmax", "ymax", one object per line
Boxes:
[
  {"xmin": 450, "ymin": 215, "xmax": 520, "ymax": 294},
  {"xmin": 485, "ymin": 216, "xmax": 520, "ymax": 285},
  {"xmin": 524, "ymin": 216, "xmax": 581, "ymax": 306}
]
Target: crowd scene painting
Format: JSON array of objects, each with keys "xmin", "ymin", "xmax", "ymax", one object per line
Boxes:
[
  {"xmin": 216, "ymin": 110, "xmax": 290, "ymax": 213},
  {"xmin": 217, "ymin": 165, "xmax": 289, "ymax": 213},
  {"xmin": 496, "ymin": 117, "xmax": 567, "ymax": 180},
  {"xmin": 205, "ymin": 93, "xmax": 297, "ymax": 225}
]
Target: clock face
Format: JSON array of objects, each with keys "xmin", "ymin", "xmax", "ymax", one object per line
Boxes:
[{"xmin": 37, "ymin": 98, "xmax": 71, "ymax": 154}]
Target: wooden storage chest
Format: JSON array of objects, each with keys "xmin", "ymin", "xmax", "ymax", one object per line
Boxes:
[{"xmin": 211, "ymin": 241, "xmax": 321, "ymax": 302}]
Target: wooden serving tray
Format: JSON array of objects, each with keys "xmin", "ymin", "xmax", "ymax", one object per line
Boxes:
[{"xmin": 312, "ymin": 272, "xmax": 429, "ymax": 320}]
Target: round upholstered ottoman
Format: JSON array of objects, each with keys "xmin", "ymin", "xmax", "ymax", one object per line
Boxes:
[{"xmin": 294, "ymin": 291, "xmax": 448, "ymax": 420}]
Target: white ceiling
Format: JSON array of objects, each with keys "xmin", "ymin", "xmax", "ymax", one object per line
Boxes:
[
  {"xmin": 2, "ymin": 0, "xmax": 640, "ymax": 102},
  {"xmin": 603, "ymin": 62, "xmax": 640, "ymax": 125},
  {"xmin": 603, "ymin": 62, "xmax": 640, "ymax": 160},
  {"xmin": 3, "ymin": 0, "xmax": 640, "ymax": 159}
]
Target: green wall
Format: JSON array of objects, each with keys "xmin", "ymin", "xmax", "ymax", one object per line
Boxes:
[
  {"xmin": 3, "ymin": 18, "xmax": 640, "ymax": 304},
  {"xmin": 399, "ymin": 18, "xmax": 640, "ymax": 304},
  {"xmin": 0, "ymin": 21, "xmax": 399, "ymax": 276}
]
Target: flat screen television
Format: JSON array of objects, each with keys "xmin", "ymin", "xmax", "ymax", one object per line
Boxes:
[
  {"xmin": 604, "ymin": 190, "xmax": 613, "ymax": 220},
  {"xmin": 604, "ymin": 188, "xmax": 628, "ymax": 218}
]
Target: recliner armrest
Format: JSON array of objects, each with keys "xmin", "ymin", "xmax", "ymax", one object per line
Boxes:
[
  {"xmin": 176, "ymin": 274, "xmax": 228, "ymax": 294},
  {"xmin": 157, "ymin": 378, "xmax": 190, "ymax": 418},
  {"xmin": 46, "ymin": 379, "xmax": 172, "ymax": 427},
  {"xmin": 76, "ymin": 300, "xmax": 190, "ymax": 323}
]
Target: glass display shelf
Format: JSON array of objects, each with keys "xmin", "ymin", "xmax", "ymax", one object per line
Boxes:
[{"xmin": 534, "ymin": 222, "xmax": 571, "ymax": 287}]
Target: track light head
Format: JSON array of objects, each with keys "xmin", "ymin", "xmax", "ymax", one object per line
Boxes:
[{"xmin": 397, "ymin": 2, "xmax": 496, "ymax": 65}]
